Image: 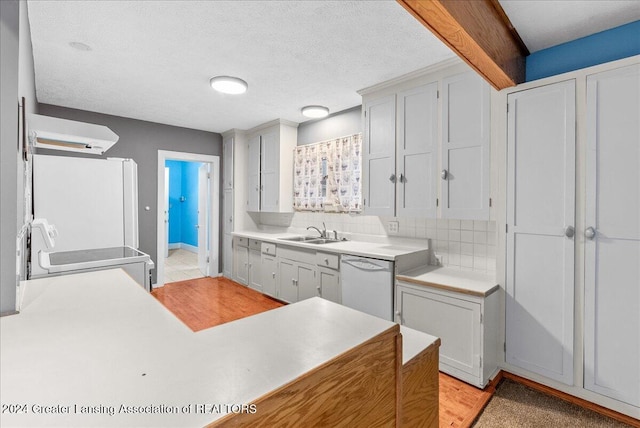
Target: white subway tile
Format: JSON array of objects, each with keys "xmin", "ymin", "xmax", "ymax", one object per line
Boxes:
[
  {"xmin": 461, "ymin": 230, "xmax": 474, "ymax": 243},
  {"xmin": 449, "ymin": 230, "xmax": 461, "ymax": 242},
  {"xmin": 473, "ymin": 231, "xmax": 487, "ymax": 244},
  {"xmin": 449, "ymin": 219, "xmax": 461, "ymax": 230},
  {"xmin": 461, "ymin": 242, "xmax": 473, "ymax": 255},
  {"xmin": 474, "ymin": 220, "xmax": 487, "ymax": 231},
  {"xmin": 449, "ymin": 241, "xmax": 461, "ymax": 254},
  {"xmin": 437, "ymin": 229, "xmax": 449, "ymax": 241},
  {"xmin": 461, "ymin": 220, "xmax": 474, "ymax": 230},
  {"xmin": 461, "ymin": 254, "xmax": 473, "ymax": 268},
  {"xmin": 437, "ymin": 219, "xmax": 449, "ymax": 229},
  {"xmin": 473, "ymin": 243, "xmax": 487, "ymax": 256}
]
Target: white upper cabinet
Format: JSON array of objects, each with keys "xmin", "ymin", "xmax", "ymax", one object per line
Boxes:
[
  {"xmin": 397, "ymin": 83, "xmax": 439, "ymax": 218},
  {"xmin": 223, "ymin": 135, "xmax": 234, "ymax": 190},
  {"xmin": 362, "ymin": 83, "xmax": 439, "ymax": 217},
  {"xmin": 363, "ymin": 95, "xmax": 396, "ymax": 216},
  {"xmin": 441, "ymin": 72, "xmax": 491, "ymax": 220},
  {"xmin": 246, "ymin": 120, "xmax": 297, "ymax": 213},
  {"xmin": 361, "ymin": 64, "xmax": 490, "ymax": 220},
  {"xmin": 247, "ymin": 134, "xmax": 261, "ymax": 212}
]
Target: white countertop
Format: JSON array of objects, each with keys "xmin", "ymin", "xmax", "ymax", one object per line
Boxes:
[
  {"xmin": 400, "ymin": 326, "xmax": 439, "ymax": 365},
  {"xmin": 0, "ymin": 269, "xmax": 436, "ymax": 427},
  {"xmin": 233, "ymin": 230, "xmax": 429, "ymax": 261},
  {"xmin": 396, "ymin": 265, "xmax": 499, "ymax": 297}
]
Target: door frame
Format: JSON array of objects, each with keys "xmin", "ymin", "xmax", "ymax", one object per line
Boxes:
[{"xmin": 156, "ymin": 150, "xmax": 220, "ymax": 287}]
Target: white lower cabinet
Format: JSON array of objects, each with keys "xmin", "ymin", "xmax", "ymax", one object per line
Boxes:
[
  {"xmin": 248, "ymin": 239, "xmax": 262, "ymax": 292},
  {"xmin": 261, "ymin": 243, "xmax": 277, "ymax": 298},
  {"xmin": 233, "ymin": 237, "xmax": 249, "ymax": 285},
  {"xmin": 318, "ymin": 268, "xmax": 340, "ymax": 304},
  {"xmin": 277, "ymin": 246, "xmax": 318, "ymax": 303},
  {"xmin": 395, "ymin": 281, "xmax": 498, "ymax": 388},
  {"xmin": 316, "ymin": 251, "xmax": 340, "ymax": 304}
]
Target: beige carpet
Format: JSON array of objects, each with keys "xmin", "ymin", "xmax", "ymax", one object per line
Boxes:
[{"xmin": 472, "ymin": 379, "xmax": 634, "ymax": 427}]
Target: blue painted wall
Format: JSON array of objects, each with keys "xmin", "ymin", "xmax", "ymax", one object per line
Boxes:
[
  {"xmin": 526, "ymin": 21, "xmax": 640, "ymax": 82},
  {"xmin": 166, "ymin": 160, "xmax": 202, "ymax": 247}
]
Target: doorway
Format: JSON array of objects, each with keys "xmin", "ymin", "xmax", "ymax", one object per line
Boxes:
[
  {"xmin": 164, "ymin": 160, "xmax": 208, "ymax": 282},
  {"xmin": 157, "ymin": 150, "xmax": 220, "ymax": 287}
]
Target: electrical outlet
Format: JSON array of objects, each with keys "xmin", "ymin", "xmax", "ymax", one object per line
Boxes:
[{"xmin": 388, "ymin": 221, "xmax": 399, "ymax": 234}]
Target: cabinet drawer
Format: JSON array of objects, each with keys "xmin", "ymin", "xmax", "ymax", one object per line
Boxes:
[
  {"xmin": 262, "ymin": 242, "xmax": 276, "ymax": 256},
  {"xmin": 234, "ymin": 236, "xmax": 248, "ymax": 248},
  {"xmin": 316, "ymin": 252, "xmax": 339, "ymax": 270},
  {"xmin": 249, "ymin": 239, "xmax": 261, "ymax": 251}
]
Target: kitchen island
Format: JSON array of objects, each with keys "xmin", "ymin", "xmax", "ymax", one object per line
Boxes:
[{"xmin": 1, "ymin": 269, "xmax": 439, "ymax": 427}]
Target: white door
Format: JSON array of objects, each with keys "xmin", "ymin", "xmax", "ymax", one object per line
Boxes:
[
  {"xmin": 397, "ymin": 82, "xmax": 438, "ymax": 218},
  {"xmin": 164, "ymin": 167, "xmax": 170, "ymax": 258},
  {"xmin": 584, "ymin": 64, "xmax": 640, "ymax": 406},
  {"xmin": 363, "ymin": 95, "xmax": 396, "ymax": 216},
  {"xmin": 441, "ymin": 72, "xmax": 491, "ymax": 220},
  {"xmin": 197, "ymin": 164, "xmax": 209, "ymax": 277},
  {"xmin": 506, "ymin": 80, "xmax": 575, "ymax": 385}
]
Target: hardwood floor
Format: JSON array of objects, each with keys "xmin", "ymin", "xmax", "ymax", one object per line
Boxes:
[
  {"xmin": 152, "ymin": 276, "xmax": 491, "ymax": 427},
  {"xmin": 151, "ymin": 276, "xmax": 284, "ymax": 332}
]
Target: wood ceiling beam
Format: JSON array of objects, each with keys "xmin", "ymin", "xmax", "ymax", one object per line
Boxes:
[{"xmin": 398, "ymin": 0, "xmax": 529, "ymax": 90}]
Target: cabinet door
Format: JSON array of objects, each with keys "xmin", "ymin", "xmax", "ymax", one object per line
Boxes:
[
  {"xmin": 261, "ymin": 255, "xmax": 277, "ymax": 298},
  {"xmin": 441, "ymin": 72, "xmax": 490, "ymax": 220},
  {"xmin": 222, "ymin": 234, "xmax": 233, "ymax": 279},
  {"xmin": 248, "ymin": 249, "xmax": 262, "ymax": 292},
  {"xmin": 585, "ymin": 64, "xmax": 640, "ymax": 407},
  {"xmin": 278, "ymin": 258, "xmax": 298, "ymax": 303},
  {"xmin": 397, "ymin": 82, "xmax": 438, "ymax": 218},
  {"xmin": 318, "ymin": 267, "xmax": 340, "ymax": 304},
  {"xmin": 260, "ymin": 131, "xmax": 280, "ymax": 212},
  {"xmin": 223, "ymin": 135, "xmax": 233, "ymax": 190},
  {"xmin": 296, "ymin": 263, "xmax": 318, "ymax": 301},
  {"xmin": 234, "ymin": 245, "xmax": 249, "ymax": 285},
  {"xmin": 247, "ymin": 135, "xmax": 261, "ymax": 211},
  {"xmin": 363, "ymin": 95, "xmax": 396, "ymax": 216},
  {"xmin": 397, "ymin": 285, "xmax": 481, "ymax": 380},
  {"xmin": 506, "ymin": 80, "xmax": 575, "ymax": 385}
]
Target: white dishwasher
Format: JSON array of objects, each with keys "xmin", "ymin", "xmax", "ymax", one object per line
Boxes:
[{"xmin": 340, "ymin": 255, "xmax": 394, "ymax": 321}]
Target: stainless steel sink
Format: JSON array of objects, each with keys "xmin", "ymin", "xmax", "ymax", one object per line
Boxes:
[
  {"xmin": 277, "ymin": 236, "xmax": 342, "ymax": 244},
  {"xmin": 305, "ymin": 238, "xmax": 342, "ymax": 244},
  {"xmin": 278, "ymin": 236, "xmax": 320, "ymax": 242}
]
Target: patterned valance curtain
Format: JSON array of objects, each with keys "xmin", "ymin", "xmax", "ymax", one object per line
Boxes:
[{"xmin": 293, "ymin": 133, "xmax": 362, "ymax": 212}]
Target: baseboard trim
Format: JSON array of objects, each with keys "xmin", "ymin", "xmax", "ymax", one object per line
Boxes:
[
  {"xmin": 502, "ymin": 371, "xmax": 640, "ymax": 426},
  {"xmin": 168, "ymin": 243, "xmax": 180, "ymax": 250}
]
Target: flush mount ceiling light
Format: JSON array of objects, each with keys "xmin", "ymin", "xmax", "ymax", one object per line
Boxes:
[
  {"xmin": 209, "ymin": 76, "xmax": 248, "ymax": 95},
  {"xmin": 301, "ymin": 105, "xmax": 330, "ymax": 119}
]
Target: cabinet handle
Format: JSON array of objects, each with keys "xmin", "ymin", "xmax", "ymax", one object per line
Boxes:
[
  {"xmin": 317, "ymin": 286, "xmax": 321, "ymax": 292},
  {"xmin": 585, "ymin": 226, "xmax": 596, "ymax": 240},
  {"xmin": 441, "ymin": 169, "xmax": 448, "ymax": 180},
  {"xmin": 564, "ymin": 225, "xmax": 575, "ymax": 238},
  {"xmin": 272, "ymin": 272, "xmax": 276, "ymax": 278},
  {"xmin": 389, "ymin": 173, "xmax": 396, "ymax": 183},
  {"xmin": 324, "ymin": 258, "xmax": 329, "ymax": 264},
  {"xmin": 399, "ymin": 173, "xmax": 405, "ymax": 183}
]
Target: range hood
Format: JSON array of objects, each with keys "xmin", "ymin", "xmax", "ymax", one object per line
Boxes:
[{"xmin": 28, "ymin": 114, "xmax": 119, "ymax": 155}]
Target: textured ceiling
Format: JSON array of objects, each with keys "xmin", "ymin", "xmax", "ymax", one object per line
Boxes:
[
  {"xmin": 499, "ymin": 0, "xmax": 640, "ymax": 53},
  {"xmin": 27, "ymin": 1, "xmax": 640, "ymax": 134},
  {"xmin": 26, "ymin": 1, "xmax": 456, "ymax": 133}
]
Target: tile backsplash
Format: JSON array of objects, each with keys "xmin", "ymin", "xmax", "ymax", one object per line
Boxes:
[{"xmin": 259, "ymin": 212, "xmax": 496, "ymax": 274}]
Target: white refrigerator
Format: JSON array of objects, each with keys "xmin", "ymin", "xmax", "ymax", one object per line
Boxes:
[{"xmin": 29, "ymin": 155, "xmax": 148, "ymax": 284}]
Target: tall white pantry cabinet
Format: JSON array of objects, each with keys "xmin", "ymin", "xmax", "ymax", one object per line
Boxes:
[{"xmin": 505, "ymin": 60, "xmax": 639, "ymax": 412}]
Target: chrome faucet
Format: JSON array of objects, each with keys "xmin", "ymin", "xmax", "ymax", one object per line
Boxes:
[{"xmin": 307, "ymin": 222, "xmax": 327, "ymax": 238}]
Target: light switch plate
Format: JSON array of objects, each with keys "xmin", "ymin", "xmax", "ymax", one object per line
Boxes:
[{"xmin": 388, "ymin": 221, "xmax": 399, "ymax": 234}]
